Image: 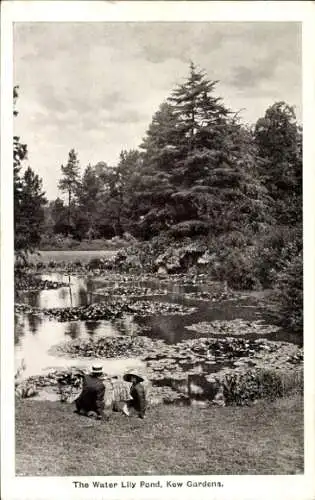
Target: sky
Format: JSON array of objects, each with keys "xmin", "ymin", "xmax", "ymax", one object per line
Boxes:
[{"xmin": 14, "ymin": 22, "xmax": 302, "ymax": 200}]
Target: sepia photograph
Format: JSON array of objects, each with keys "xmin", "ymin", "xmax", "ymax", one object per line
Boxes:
[{"xmin": 1, "ymin": 1, "xmax": 315, "ymax": 499}]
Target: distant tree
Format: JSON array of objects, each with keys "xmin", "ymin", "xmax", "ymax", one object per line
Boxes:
[
  {"xmin": 13, "ymin": 86, "xmax": 27, "ymax": 177},
  {"xmin": 13, "ymin": 86, "xmax": 28, "ymax": 247},
  {"xmin": 42, "ymin": 202, "xmax": 56, "ymax": 237},
  {"xmin": 254, "ymin": 102, "xmax": 302, "ymax": 225},
  {"xmin": 15, "ymin": 166, "xmax": 47, "ymax": 254},
  {"xmin": 76, "ymin": 164, "xmax": 103, "ymax": 240},
  {"xmin": 14, "ymin": 87, "xmax": 47, "ymax": 258},
  {"xmin": 105, "ymin": 150, "xmax": 142, "ymax": 235},
  {"xmin": 58, "ymin": 149, "xmax": 80, "ymax": 234},
  {"xmin": 49, "ymin": 198, "xmax": 69, "ymax": 236}
]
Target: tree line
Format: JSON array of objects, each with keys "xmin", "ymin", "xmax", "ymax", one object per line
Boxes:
[
  {"xmin": 42, "ymin": 64, "xmax": 301, "ymax": 242},
  {"xmin": 14, "ymin": 64, "xmax": 302, "ymax": 328}
]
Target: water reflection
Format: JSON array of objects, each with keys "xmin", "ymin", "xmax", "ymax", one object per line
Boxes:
[
  {"xmin": 144, "ymin": 316, "xmax": 180, "ymax": 343},
  {"xmin": 14, "ymin": 313, "xmax": 123, "ymax": 378},
  {"xmin": 84, "ymin": 321, "xmax": 101, "ymax": 336},
  {"xmin": 15, "ymin": 313, "xmax": 25, "ymax": 346},
  {"xmin": 15, "ymin": 271, "xmax": 300, "ymax": 386},
  {"xmin": 16, "ymin": 274, "xmax": 107, "ymax": 310},
  {"xmin": 135, "ymin": 299, "xmax": 265, "ymax": 345},
  {"xmin": 151, "ymin": 365, "xmax": 233, "ymax": 403},
  {"xmin": 114, "ymin": 315, "xmax": 141, "ymax": 337},
  {"xmin": 27, "ymin": 313, "xmax": 42, "ymax": 335},
  {"xmin": 64, "ymin": 322, "xmax": 80, "ymax": 339},
  {"xmin": 187, "ymin": 374, "xmax": 218, "ymax": 401}
]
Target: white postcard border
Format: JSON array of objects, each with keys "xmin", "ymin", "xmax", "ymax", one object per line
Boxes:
[{"xmin": 1, "ymin": 2, "xmax": 315, "ymax": 500}]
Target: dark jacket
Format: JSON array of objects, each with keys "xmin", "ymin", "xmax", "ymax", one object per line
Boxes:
[
  {"xmin": 75, "ymin": 375, "xmax": 105, "ymax": 416},
  {"xmin": 130, "ymin": 382, "xmax": 146, "ymax": 417}
]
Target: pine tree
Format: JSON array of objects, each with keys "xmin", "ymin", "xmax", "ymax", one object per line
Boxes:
[
  {"xmin": 15, "ymin": 167, "xmax": 47, "ymax": 253},
  {"xmin": 13, "ymin": 86, "xmax": 28, "ymax": 234},
  {"xmin": 14, "ymin": 87, "xmax": 47, "ymax": 257},
  {"xmin": 168, "ymin": 62, "xmax": 229, "ymax": 157},
  {"xmin": 105, "ymin": 150, "xmax": 142, "ymax": 235},
  {"xmin": 58, "ymin": 149, "xmax": 80, "ymax": 235},
  {"xmin": 50, "ymin": 198, "xmax": 69, "ymax": 235},
  {"xmin": 135, "ymin": 103, "xmax": 184, "ymax": 235},
  {"xmin": 76, "ymin": 164, "xmax": 104, "ymax": 240},
  {"xmin": 138, "ymin": 63, "xmax": 270, "ymax": 237}
]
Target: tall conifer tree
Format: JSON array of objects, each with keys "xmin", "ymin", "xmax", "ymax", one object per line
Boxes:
[{"xmin": 58, "ymin": 149, "xmax": 80, "ymax": 234}]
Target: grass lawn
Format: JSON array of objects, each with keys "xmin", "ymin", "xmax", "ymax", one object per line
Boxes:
[
  {"xmin": 28, "ymin": 249, "xmax": 118, "ymax": 264},
  {"xmin": 15, "ymin": 396, "xmax": 303, "ymax": 476}
]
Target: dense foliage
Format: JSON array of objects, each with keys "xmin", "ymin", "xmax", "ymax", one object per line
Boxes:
[
  {"xmin": 14, "ymin": 87, "xmax": 47, "ymax": 259},
  {"xmin": 274, "ymin": 252, "xmax": 303, "ymax": 332}
]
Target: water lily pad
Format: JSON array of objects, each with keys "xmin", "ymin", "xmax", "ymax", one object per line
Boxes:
[
  {"xmin": 15, "ymin": 272, "xmax": 64, "ymax": 292},
  {"xmin": 185, "ymin": 319, "xmax": 282, "ymax": 337}
]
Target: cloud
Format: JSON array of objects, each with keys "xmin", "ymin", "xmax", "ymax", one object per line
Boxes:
[
  {"xmin": 14, "ymin": 22, "xmax": 301, "ymax": 199},
  {"xmin": 229, "ymin": 59, "xmax": 278, "ymax": 89}
]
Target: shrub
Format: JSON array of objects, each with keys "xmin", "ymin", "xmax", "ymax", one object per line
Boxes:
[
  {"xmin": 40, "ymin": 233, "xmax": 78, "ymax": 250},
  {"xmin": 254, "ymin": 226, "xmax": 302, "ymax": 287},
  {"xmin": 73, "ymin": 259, "xmax": 83, "ymax": 268},
  {"xmin": 87, "ymin": 257, "xmax": 105, "ymax": 270},
  {"xmin": 57, "ymin": 372, "xmax": 83, "ymax": 403},
  {"xmin": 170, "ymin": 220, "xmax": 209, "ymax": 238},
  {"xmin": 216, "ymin": 231, "xmax": 249, "ymax": 249},
  {"xmin": 274, "ymin": 252, "xmax": 303, "ymax": 332},
  {"xmin": 15, "ymin": 360, "xmax": 38, "ymax": 398},
  {"xmin": 221, "ymin": 368, "xmax": 303, "ymax": 406},
  {"xmin": 211, "ymin": 247, "xmax": 260, "ymax": 290}
]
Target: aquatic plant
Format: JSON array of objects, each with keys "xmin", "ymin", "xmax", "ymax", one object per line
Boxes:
[
  {"xmin": 22, "ymin": 299, "xmax": 196, "ymax": 323},
  {"xmin": 186, "ymin": 319, "xmax": 282, "ymax": 337},
  {"xmin": 51, "ymin": 335, "xmax": 159, "ymax": 359},
  {"xmin": 15, "ymin": 272, "xmax": 64, "ymax": 291},
  {"xmin": 95, "ymin": 284, "xmax": 168, "ymax": 298}
]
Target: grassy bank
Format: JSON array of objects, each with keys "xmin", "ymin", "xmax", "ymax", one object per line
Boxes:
[
  {"xmin": 16, "ymin": 396, "xmax": 303, "ymax": 476},
  {"xmin": 39, "ymin": 237, "xmax": 133, "ymax": 252},
  {"xmin": 26, "ymin": 249, "xmax": 118, "ymax": 265}
]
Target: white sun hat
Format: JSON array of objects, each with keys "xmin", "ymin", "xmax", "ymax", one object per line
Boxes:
[{"xmin": 90, "ymin": 364, "xmax": 104, "ymax": 376}]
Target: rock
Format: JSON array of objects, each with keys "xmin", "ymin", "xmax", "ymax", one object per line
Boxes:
[
  {"xmin": 166, "ymin": 256, "xmax": 182, "ymax": 273},
  {"xmin": 197, "ymin": 251, "xmax": 214, "ymax": 265},
  {"xmin": 190, "ymin": 400, "xmax": 209, "ymax": 408},
  {"xmin": 15, "ymin": 381, "xmax": 38, "ymax": 398},
  {"xmin": 157, "ymin": 266, "xmax": 168, "ymax": 275}
]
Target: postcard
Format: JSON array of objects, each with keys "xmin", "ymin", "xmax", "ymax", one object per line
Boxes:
[{"xmin": 1, "ymin": 1, "xmax": 314, "ymax": 499}]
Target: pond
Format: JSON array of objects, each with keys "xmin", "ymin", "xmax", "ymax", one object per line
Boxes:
[{"xmin": 15, "ymin": 271, "xmax": 299, "ymax": 401}]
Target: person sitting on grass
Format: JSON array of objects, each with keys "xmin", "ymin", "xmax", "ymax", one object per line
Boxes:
[
  {"xmin": 74, "ymin": 365, "xmax": 108, "ymax": 421},
  {"xmin": 122, "ymin": 371, "xmax": 146, "ymax": 419}
]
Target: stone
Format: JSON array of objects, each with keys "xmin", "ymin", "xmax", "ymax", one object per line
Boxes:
[{"xmin": 157, "ymin": 266, "xmax": 168, "ymax": 275}]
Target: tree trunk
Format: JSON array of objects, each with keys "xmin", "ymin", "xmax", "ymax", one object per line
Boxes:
[
  {"xmin": 116, "ymin": 191, "xmax": 123, "ymax": 236},
  {"xmin": 68, "ymin": 189, "xmax": 71, "ymax": 236}
]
